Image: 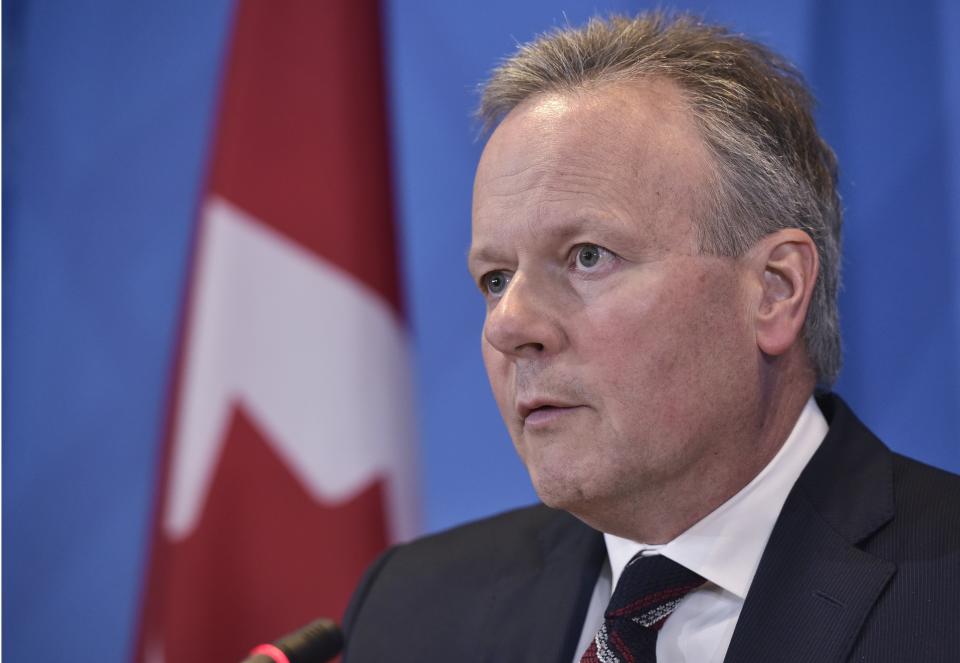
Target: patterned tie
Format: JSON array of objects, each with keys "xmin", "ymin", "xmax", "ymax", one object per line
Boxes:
[{"xmin": 580, "ymin": 553, "xmax": 705, "ymax": 663}]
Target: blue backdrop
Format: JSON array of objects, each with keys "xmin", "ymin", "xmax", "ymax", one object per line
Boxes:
[{"xmin": 5, "ymin": 1, "xmax": 959, "ymax": 661}]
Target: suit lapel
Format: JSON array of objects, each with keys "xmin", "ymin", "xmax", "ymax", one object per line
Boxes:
[
  {"xmin": 724, "ymin": 489, "xmax": 895, "ymax": 662},
  {"xmin": 478, "ymin": 510, "xmax": 605, "ymax": 663},
  {"xmin": 725, "ymin": 395, "xmax": 897, "ymax": 663}
]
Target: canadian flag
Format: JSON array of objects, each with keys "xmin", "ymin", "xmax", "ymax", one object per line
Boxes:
[{"xmin": 134, "ymin": 1, "xmax": 419, "ymax": 661}]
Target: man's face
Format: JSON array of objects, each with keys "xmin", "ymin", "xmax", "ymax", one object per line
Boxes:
[{"xmin": 469, "ymin": 81, "xmax": 761, "ymax": 528}]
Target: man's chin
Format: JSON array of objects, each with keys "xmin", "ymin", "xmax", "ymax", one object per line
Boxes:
[
  {"xmin": 527, "ymin": 461, "xmax": 633, "ymax": 527},
  {"xmin": 529, "ymin": 469, "xmax": 594, "ymax": 512}
]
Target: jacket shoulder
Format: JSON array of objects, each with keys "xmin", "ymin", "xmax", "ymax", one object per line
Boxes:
[
  {"xmin": 341, "ymin": 504, "xmax": 588, "ymax": 661},
  {"xmin": 887, "ymin": 452, "xmax": 960, "ymax": 544}
]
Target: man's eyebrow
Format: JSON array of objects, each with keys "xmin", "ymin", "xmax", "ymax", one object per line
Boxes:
[
  {"xmin": 466, "ymin": 245, "xmax": 502, "ymax": 270},
  {"xmin": 468, "ymin": 216, "xmax": 634, "ymax": 269}
]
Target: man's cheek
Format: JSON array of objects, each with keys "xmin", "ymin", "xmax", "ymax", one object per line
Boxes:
[{"xmin": 482, "ymin": 352, "xmax": 514, "ymax": 418}]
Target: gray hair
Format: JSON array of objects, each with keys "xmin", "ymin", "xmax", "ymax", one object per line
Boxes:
[{"xmin": 478, "ymin": 12, "xmax": 843, "ymax": 385}]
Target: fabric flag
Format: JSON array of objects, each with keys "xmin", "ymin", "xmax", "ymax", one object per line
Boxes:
[{"xmin": 134, "ymin": 1, "xmax": 419, "ymax": 661}]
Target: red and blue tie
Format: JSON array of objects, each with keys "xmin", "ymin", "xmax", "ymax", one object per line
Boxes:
[{"xmin": 580, "ymin": 553, "xmax": 705, "ymax": 663}]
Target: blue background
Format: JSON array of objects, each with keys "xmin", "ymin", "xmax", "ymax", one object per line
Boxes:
[{"xmin": 5, "ymin": 1, "xmax": 959, "ymax": 661}]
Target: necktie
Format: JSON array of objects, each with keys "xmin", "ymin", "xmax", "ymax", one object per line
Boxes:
[{"xmin": 580, "ymin": 553, "xmax": 705, "ymax": 663}]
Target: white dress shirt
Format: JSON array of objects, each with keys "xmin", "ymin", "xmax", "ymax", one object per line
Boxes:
[{"xmin": 572, "ymin": 397, "xmax": 829, "ymax": 662}]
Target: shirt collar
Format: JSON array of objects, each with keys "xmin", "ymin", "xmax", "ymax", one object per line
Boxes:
[{"xmin": 604, "ymin": 397, "xmax": 828, "ymax": 599}]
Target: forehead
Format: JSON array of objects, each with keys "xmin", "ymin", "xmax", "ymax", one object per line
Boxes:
[{"xmin": 471, "ymin": 79, "xmax": 714, "ymax": 254}]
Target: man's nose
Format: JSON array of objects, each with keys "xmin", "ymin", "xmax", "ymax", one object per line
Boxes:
[{"xmin": 482, "ymin": 273, "xmax": 564, "ymax": 358}]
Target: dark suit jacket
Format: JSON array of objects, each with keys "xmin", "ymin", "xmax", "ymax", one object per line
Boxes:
[{"xmin": 342, "ymin": 395, "xmax": 960, "ymax": 662}]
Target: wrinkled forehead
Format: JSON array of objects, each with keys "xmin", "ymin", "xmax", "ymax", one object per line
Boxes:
[
  {"xmin": 471, "ymin": 79, "xmax": 716, "ymax": 249},
  {"xmin": 477, "ymin": 78, "xmax": 700, "ymax": 171}
]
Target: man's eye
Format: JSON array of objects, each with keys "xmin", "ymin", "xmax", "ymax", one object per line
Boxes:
[
  {"xmin": 574, "ymin": 244, "xmax": 609, "ymax": 269},
  {"xmin": 481, "ymin": 271, "xmax": 511, "ymax": 295}
]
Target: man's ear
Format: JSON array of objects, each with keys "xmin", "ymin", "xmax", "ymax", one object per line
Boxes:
[{"xmin": 750, "ymin": 229, "xmax": 818, "ymax": 357}]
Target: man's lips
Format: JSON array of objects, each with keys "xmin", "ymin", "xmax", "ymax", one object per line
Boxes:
[{"xmin": 518, "ymin": 399, "xmax": 583, "ymax": 425}]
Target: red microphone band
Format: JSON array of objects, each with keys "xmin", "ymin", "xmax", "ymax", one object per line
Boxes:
[{"xmin": 248, "ymin": 643, "xmax": 291, "ymax": 663}]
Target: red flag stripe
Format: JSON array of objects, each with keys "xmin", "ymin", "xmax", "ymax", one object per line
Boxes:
[
  {"xmin": 208, "ymin": 0, "xmax": 403, "ymax": 314},
  {"xmin": 135, "ymin": 1, "xmax": 413, "ymax": 661}
]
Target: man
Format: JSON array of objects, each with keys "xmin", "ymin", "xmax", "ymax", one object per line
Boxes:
[{"xmin": 342, "ymin": 13, "xmax": 960, "ymax": 662}]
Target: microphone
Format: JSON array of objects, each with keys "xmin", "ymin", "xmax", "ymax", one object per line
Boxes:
[{"xmin": 240, "ymin": 618, "xmax": 343, "ymax": 663}]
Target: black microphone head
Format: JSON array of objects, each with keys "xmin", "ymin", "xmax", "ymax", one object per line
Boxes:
[{"xmin": 275, "ymin": 618, "xmax": 343, "ymax": 663}]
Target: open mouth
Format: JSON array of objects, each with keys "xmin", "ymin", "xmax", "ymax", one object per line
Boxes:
[
  {"xmin": 529, "ymin": 405, "xmax": 562, "ymax": 414},
  {"xmin": 523, "ymin": 404, "xmax": 581, "ymax": 427}
]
